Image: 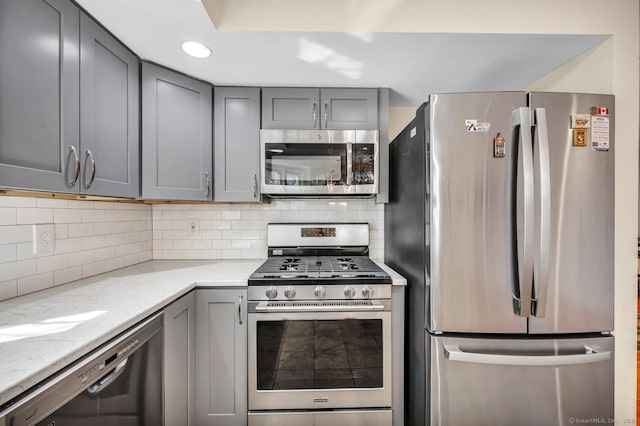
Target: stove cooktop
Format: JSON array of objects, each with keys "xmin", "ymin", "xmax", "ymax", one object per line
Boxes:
[{"xmin": 248, "ymin": 255, "xmax": 392, "ymax": 285}]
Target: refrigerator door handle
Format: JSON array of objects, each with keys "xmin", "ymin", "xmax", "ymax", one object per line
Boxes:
[
  {"xmin": 511, "ymin": 107, "xmax": 535, "ymax": 317},
  {"xmin": 444, "ymin": 344, "xmax": 611, "ymax": 366},
  {"xmin": 532, "ymin": 108, "xmax": 551, "ymax": 317}
]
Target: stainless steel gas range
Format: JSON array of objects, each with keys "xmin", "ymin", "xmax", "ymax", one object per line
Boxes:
[{"xmin": 247, "ymin": 223, "xmax": 393, "ymax": 426}]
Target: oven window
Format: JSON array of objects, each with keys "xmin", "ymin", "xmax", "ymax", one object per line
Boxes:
[
  {"xmin": 264, "ymin": 143, "xmax": 347, "ymax": 186},
  {"xmin": 256, "ymin": 319, "xmax": 383, "ymax": 390}
]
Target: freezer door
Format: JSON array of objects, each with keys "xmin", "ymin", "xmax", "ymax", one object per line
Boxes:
[
  {"xmin": 429, "ymin": 334, "xmax": 614, "ymax": 426},
  {"xmin": 528, "ymin": 93, "xmax": 614, "ymax": 334},
  {"xmin": 429, "ymin": 92, "xmax": 527, "ymax": 333}
]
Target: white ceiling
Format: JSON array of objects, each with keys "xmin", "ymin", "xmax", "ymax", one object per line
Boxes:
[{"xmin": 75, "ymin": 0, "xmax": 608, "ymax": 106}]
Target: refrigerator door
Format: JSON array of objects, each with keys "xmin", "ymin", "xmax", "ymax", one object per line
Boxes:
[
  {"xmin": 528, "ymin": 93, "xmax": 614, "ymax": 334},
  {"xmin": 429, "ymin": 334, "xmax": 614, "ymax": 426},
  {"xmin": 429, "ymin": 92, "xmax": 527, "ymax": 333}
]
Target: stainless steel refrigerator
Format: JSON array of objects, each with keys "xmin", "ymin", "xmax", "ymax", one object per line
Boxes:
[{"xmin": 385, "ymin": 92, "xmax": 614, "ymax": 426}]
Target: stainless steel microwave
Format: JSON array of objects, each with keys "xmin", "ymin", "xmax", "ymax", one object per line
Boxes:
[{"xmin": 260, "ymin": 129, "xmax": 379, "ymax": 196}]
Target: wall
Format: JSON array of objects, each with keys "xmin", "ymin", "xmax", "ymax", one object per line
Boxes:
[
  {"xmin": 0, "ymin": 196, "xmax": 152, "ymax": 301},
  {"xmin": 152, "ymin": 199, "xmax": 384, "ymax": 260}
]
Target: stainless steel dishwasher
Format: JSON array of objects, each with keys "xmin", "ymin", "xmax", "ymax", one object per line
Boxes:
[{"xmin": 0, "ymin": 313, "xmax": 163, "ymax": 426}]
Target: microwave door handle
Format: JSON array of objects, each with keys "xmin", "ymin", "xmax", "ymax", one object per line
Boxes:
[
  {"xmin": 511, "ymin": 107, "xmax": 534, "ymax": 317},
  {"xmin": 532, "ymin": 107, "xmax": 551, "ymax": 317},
  {"xmin": 346, "ymin": 143, "xmax": 353, "ymax": 185}
]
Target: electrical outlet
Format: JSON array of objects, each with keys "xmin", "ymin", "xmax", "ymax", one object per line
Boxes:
[
  {"xmin": 34, "ymin": 224, "xmax": 55, "ymax": 256},
  {"xmin": 187, "ymin": 219, "xmax": 200, "ymax": 238}
]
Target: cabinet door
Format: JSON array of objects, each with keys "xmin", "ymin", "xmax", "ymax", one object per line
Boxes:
[
  {"xmin": 195, "ymin": 289, "xmax": 247, "ymax": 426},
  {"xmin": 164, "ymin": 291, "xmax": 196, "ymax": 426},
  {"xmin": 261, "ymin": 88, "xmax": 319, "ymax": 129},
  {"xmin": 320, "ymin": 88, "xmax": 378, "ymax": 130},
  {"xmin": 80, "ymin": 13, "xmax": 139, "ymax": 198},
  {"xmin": 0, "ymin": 0, "xmax": 80, "ymax": 193},
  {"xmin": 214, "ymin": 87, "xmax": 261, "ymax": 202},
  {"xmin": 142, "ymin": 62, "xmax": 213, "ymax": 200}
]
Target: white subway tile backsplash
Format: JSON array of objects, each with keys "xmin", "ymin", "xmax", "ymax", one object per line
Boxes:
[
  {"xmin": 0, "ymin": 259, "xmax": 37, "ymax": 281},
  {"xmin": 0, "ymin": 279, "xmax": 17, "ymax": 300},
  {"xmin": 0, "ymin": 196, "xmax": 385, "ymax": 301},
  {"xmin": 17, "ymin": 272, "xmax": 54, "ymax": 295},
  {"xmin": 54, "ymin": 266, "xmax": 82, "ymax": 286},
  {"xmin": 0, "ymin": 225, "xmax": 33, "ymax": 245},
  {"xmin": 0, "ymin": 195, "xmax": 152, "ymax": 301},
  {"xmin": 0, "ymin": 208, "xmax": 17, "ymax": 225},
  {"xmin": 0, "ymin": 244, "xmax": 17, "ymax": 264},
  {"xmin": 37, "ymin": 254, "xmax": 69, "ymax": 274},
  {"xmin": 0, "ymin": 197, "xmax": 36, "ymax": 208},
  {"xmin": 36, "ymin": 198, "xmax": 69, "ymax": 208},
  {"xmin": 82, "ymin": 209, "xmax": 105, "ymax": 223},
  {"xmin": 54, "ymin": 208, "xmax": 82, "ymax": 224},
  {"xmin": 152, "ymin": 199, "xmax": 384, "ymax": 261},
  {"xmin": 17, "ymin": 208, "xmax": 53, "ymax": 224}
]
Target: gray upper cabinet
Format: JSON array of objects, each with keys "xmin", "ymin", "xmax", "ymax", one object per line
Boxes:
[
  {"xmin": 214, "ymin": 87, "xmax": 261, "ymax": 202},
  {"xmin": 0, "ymin": 0, "xmax": 80, "ymax": 193},
  {"xmin": 0, "ymin": 0, "xmax": 139, "ymax": 197},
  {"xmin": 195, "ymin": 288, "xmax": 247, "ymax": 426},
  {"xmin": 80, "ymin": 13, "xmax": 139, "ymax": 198},
  {"xmin": 142, "ymin": 62, "xmax": 213, "ymax": 200},
  {"xmin": 262, "ymin": 87, "xmax": 378, "ymax": 130},
  {"xmin": 320, "ymin": 88, "xmax": 378, "ymax": 130}
]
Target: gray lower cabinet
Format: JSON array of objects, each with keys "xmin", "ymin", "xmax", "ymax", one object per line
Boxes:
[
  {"xmin": 142, "ymin": 62, "xmax": 213, "ymax": 200},
  {"xmin": 0, "ymin": 0, "xmax": 80, "ymax": 193},
  {"xmin": 0, "ymin": 0, "xmax": 139, "ymax": 197},
  {"xmin": 79, "ymin": 13, "xmax": 139, "ymax": 198},
  {"xmin": 214, "ymin": 87, "xmax": 261, "ymax": 202},
  {"xmin": 195, "ymin": 288, "xmax": 248, "ymax": 426},
  {"xmin": 164, "ymin": 291, "xmax": 196, "ymax": 426},
  {"xmin": 262, "ymin": 87, "xmax": 378, "ymax": 130}
]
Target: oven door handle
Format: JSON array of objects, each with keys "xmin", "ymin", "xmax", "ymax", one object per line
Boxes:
[{"xmin": 254, "ymin": 303, "xmax": 387, "ymax": 312}]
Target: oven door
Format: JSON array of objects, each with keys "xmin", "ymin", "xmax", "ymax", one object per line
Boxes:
[
  {"xmin": 260, "ymin": 129, "xmax": 379, "ymax": 195},
  {"xmin": 248, "ymin": 303, "xmax": 392, "ymax": 411}
]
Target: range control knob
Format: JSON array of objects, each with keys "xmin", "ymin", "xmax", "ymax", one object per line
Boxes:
[
  {"xmin": 362, "ymin": 287, "xmax": 374, "ymax": 299},
  {"xmin": 344, "ymin": 286, "xmax": 356, "ymax": 299},
  {"xmin": 265, "ymin": 286, "xmax": 278, "ymax": 299},
  {"xmin": 284, "ymin": 287, "xmax": 296, "ymax": 299},
  {"xmin": 314, "ymin": 286, "xmax": 327, "ymax": 299}
]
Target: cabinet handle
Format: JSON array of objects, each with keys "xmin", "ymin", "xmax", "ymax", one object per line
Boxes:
[
  {"xmin": 238, "ymin": 295, "xmax": 244, "ymax": 325},
  {"xmin": 68, "ymin": 146, "xmax": 80, "ymax": 187},
  {"xmin": 324, "ymin": 102, "xmax": 329, "ymax": 128},
  {"xmin": 253, "ymin": 174, "xmax": 257, "ymax": 199},
  {"xmin": 312, "ymin": 102, "xmax": 318, "ymax": 128},
  {"xmin": 205, "ymin": 171, "xmax": 210, "ymax": 198},
  {"xmin": 85, "ymin": 149, "xmax": 96, "ymax": 189}
]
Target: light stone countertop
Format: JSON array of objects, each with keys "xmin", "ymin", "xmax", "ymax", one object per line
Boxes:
[{"xmin": 0, "ymin": 258, "xmax": 406, "ymax": 408}]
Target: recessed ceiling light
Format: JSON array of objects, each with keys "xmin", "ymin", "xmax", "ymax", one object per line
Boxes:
[{"xmin": 181, "ymin": 41, "xmax": 212, "ymax": 59}]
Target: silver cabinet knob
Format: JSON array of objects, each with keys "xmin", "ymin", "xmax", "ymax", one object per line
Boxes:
[
  {"xmin": 314, "ymin": 286, "xmax": 327, "ymax": 299},
  {"xmin": 362, "ymin": 287, "xmax": 374, "ymax": 299},
  {"xmin": 344, "ymin": 286, "xmax": 356, "ymax": 299},
  {"xmin": 284, "ymin": 287, "xmax": 296, "ymax": 299},
  {"xmin": 265, "ymin": 287, "xmax": 278, "ymax": 299}
]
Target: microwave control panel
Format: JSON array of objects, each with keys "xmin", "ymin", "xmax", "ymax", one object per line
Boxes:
[{"xmin": 353, "ymin": 144, "xmax": 375, "ymax": 185}]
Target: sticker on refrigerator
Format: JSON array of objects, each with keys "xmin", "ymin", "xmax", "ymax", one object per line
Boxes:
[
  {"xmin": 591, "ymin": 115, "xmax": 610, "ymax": 151},
  {"xmin": 573, "ymin": 128, "xmax": 587, "ymax": 147},
  {"xmin": 465, "ymin": 119, "xmax": 490, "ymax": 132},
  {"xmin": 410, "ymin": 127, "xmax": 417, "ymax": 138},
  {"xmin": 570, "ymin": 114, "xmax": 591, "ymax": 129},
  {"xmin": 493, "ymin": 133, "xmax": 506, "ymax": 157}
]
